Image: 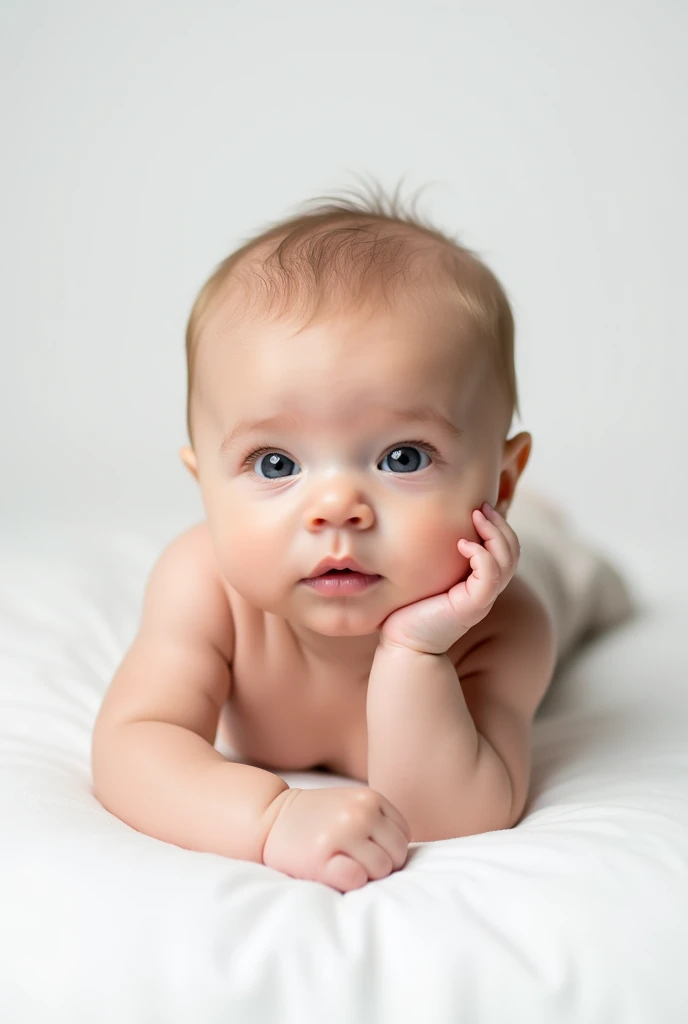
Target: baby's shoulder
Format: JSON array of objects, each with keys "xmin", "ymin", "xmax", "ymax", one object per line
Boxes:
[
  {"xmin": 155, "ymin": 520, "xmax": 216, "ymax": 578},
  {"xmin": 493, "ymin": 573, "xmax": 554, "ymax": 634},
  {"xmin": 146, "ymin": 521, "xmax": 235, "ymax": 661},
  {"xmin": 452, "ymin": 574, "xmax": 556, "ymax": 680}
]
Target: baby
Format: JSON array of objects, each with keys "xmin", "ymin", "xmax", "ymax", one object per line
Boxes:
[{"xmin": 91, "ymin": 182, "xmax": 559, "ymax": 893}]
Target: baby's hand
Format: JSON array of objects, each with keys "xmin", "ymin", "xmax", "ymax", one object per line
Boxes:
[
  {"xmin": 261, "ymin": 786, "xmax": 411, "ymax": 892},
  {"xmin": 377, "ymin": 503, "xmax": 521, "ymax": 655}
]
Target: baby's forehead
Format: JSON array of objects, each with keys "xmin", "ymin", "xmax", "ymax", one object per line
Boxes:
[
  {"xmin": 197, "ymin": 323, "xmax": 500, "ymax": 448},
  {"xmin": 200, "ymin": 311, "xmax": 483, "ymax": 405},
  {"xmin": 203, "ymin": 298, "xmax": 479, "ymax": 369}
]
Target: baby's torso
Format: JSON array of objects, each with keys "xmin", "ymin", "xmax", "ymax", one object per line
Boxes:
[{"xmin": 194, "ymin": 524, "xmax": 537, "ymax": 784}]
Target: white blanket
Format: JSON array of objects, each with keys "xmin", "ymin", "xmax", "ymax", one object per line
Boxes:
[{"xmin": 1, "ymin": 496, "xmax": 686, "ymax": 1024}]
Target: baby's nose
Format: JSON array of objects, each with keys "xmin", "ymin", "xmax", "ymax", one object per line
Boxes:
[{"xmin": 304, "ymin": 493, "xmax": 374, "ymax": 530}]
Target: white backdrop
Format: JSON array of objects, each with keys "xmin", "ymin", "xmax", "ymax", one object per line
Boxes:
[{"xmin": 2, "ymin": 1, "xmax": 686, "ymax": 599}]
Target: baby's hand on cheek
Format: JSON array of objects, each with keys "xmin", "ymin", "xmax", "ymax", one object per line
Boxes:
[{"xmin": 377, "ymin": 503, "xmax": 521, "ymax": 655}]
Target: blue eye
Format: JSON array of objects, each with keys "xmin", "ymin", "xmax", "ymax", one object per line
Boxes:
[
  {"xmin": 378, "ymin": 445, "xmax": 431, "ymax": 473},
  {"xmin": 248, "ymin": 450, "xmax": 299, "ymax": 480},
  {"xmin": 242, "ymin": 440, "xmax": 440, "ymax": 481}
]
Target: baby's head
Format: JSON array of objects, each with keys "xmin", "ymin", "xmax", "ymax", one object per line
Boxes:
[{"xmin": 179, "ymin": 180, "xmax": 531, "ymax": 653}]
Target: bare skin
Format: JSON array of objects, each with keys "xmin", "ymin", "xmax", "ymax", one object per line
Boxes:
[
  {"xmin": 183, "ymin": 520, "xmax": 552, "ymax": 787},
  {"xmin": 178, "ymin": 301, "xmax": 551, "ymax": 782},
  {"xmin": 91, "ymin": 300, "xmax": 556, "ymax": 891}
]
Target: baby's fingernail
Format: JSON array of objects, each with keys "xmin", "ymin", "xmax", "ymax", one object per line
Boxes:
[{"xmin": 481, "ymin": 502, "xmax": 492, "ymax": 514}]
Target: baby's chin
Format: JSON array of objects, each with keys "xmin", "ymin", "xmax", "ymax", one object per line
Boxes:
[
  {"xmin": 288, "ymin": 598, "xmax": 407, "ymax": 639},
  {"xmin": 304, "ymin": 620, "xmax": 382, "ymax": 638}
]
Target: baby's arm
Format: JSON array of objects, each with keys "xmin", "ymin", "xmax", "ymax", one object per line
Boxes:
[
  {"xmin": 367, "ymin": 578, "xmax": 557, "ymax": 841},
  {"xmin": 90, "ymin": 530, "xmax": 289, "ymax": 863}
]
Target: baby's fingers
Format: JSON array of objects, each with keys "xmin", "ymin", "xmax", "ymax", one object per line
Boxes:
[
  {"xmin": 458, "ymin": 539, "xmax": 501, "ymax": 584},
  {"xmin": 379, "ymin": 796, "xmax": 412, "ymax": 841},
  {"xmin": 477, "ymin": 504, "xmax": 520, "ymax": 564},
  {"xmin": 368, "ymin": 816, "xmax": 411, "ymax": 871},
  {"xmin": 472, "ymin": 511, "xmax": 519, "ymax": 587},
  {"xmin": 323, "ymin": 853, "xmax": 368, "ymax": 892}
]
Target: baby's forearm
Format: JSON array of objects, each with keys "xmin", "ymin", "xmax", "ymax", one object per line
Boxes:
[
  {"xmin": 91, "ymin": 720, "xmax": 289, "ymax": 863},
  {"xmin": 366, "ymin": 645, "xmax": 512, "ymax": 841}
]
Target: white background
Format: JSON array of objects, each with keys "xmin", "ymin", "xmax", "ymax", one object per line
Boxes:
[{"xmin": 2, "ymin": 1, "xmax": 686, "ymax": 594}]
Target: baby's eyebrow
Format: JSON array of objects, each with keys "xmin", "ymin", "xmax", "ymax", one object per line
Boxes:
[{"xmin": 218, "ymin": 405, "xmax": 465, "ymax": 455}]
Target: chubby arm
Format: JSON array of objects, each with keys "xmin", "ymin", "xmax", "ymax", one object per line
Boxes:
[
  {"xmin": 366, "ymin": 579, "xmax": 557, "ymax": 842},
  {"xmin": 91, "ymin": 527, "xmax": 289, "ymax": 863}
]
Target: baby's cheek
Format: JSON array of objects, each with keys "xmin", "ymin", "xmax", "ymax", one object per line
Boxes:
[
  {"xmin": 231, "ymin": 527, "xmax": 272, "ymax": 576},
  {"xmin": 208, "ymin": 513, "xmax": 266, "ymax": 587},
  {"xmin": 402, "ymin": 510, "xmax": 473, "ymax": 590}
]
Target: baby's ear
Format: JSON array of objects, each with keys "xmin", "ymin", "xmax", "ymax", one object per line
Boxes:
[
  {"xmin": 179, "ymin": 446, "xmax": 199, "ymax": 482},
  {"xmin": 495, "ymin": 431, "xmax": 532, "ymax": 516}
]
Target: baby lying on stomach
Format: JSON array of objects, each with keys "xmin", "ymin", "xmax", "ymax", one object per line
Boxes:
[{"xmin": 91, "ymin": 182, "xmax": 558, "ymax": 893}]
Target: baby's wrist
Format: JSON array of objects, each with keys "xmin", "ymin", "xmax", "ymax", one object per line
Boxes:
[{"xmin": 259, "ymin": 786, "xmax": 299, "ymax": 864}]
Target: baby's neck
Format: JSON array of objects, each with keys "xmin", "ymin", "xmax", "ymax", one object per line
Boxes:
[{"xmin": 287, "ymin": 620, "xmax": 380, "ymax": 681}]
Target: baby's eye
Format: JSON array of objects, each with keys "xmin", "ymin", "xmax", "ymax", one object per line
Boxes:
[
  {"xmin": 246, "ymin": 449, "xmax": 299, "ymax": 480},
  {"xmin": 378, "ymin": 445, "xmax": 432, "ymax": 474}
]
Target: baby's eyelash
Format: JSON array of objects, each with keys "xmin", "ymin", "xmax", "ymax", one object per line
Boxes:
[
  {"xmin": 241, "ymin": 439, "xmax": 445, "ymax": 470},
  {"xmin": 383, "ymin": 439, "xmax": 445, "ymax": 464},
  {"xmin": 241, "ymin": 445, "xmax": 279, "ymax": 469}
]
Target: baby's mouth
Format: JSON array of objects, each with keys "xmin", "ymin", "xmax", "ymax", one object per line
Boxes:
[
  {"xmin": 304, "ymin": 556, "xmax": 381, "ymax": 580},
  {"xmin": 301, "ymin": 565, "xmax": 384, "ymax": 591}
]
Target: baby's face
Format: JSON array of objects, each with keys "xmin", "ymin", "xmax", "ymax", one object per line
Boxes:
[{"xmin": 182, "ymin": 303, "xmax": 528, "ymax": 645}]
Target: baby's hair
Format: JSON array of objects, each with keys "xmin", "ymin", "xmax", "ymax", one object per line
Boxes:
[{"xmin": 184, "ymin": 173, "xmax": 520, "ymax": 446}]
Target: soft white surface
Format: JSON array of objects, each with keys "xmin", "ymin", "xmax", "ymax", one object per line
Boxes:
[{"xmin": 1, "ymin": 525, "xmax": 687, "ymax": 1024}]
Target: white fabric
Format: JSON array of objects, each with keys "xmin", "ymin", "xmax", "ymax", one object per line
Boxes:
[{"xmin": 1, "ymin": 507, "xmax": 687, "ymax": 1024}]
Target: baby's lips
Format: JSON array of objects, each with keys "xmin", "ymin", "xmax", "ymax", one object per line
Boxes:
[{"xmin": 305, "ymin": 555, "xmax": 377, "ymax": 578}]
